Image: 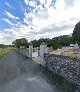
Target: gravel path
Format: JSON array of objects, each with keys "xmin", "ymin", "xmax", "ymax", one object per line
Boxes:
[{"xmin": 0, "ymin": 50, "xmax": 58, "ymax": 92}]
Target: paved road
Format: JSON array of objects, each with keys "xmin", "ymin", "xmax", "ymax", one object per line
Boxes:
[{"xmin": 0, "ymin": 50, "xmax": 58, "ymax": 92}]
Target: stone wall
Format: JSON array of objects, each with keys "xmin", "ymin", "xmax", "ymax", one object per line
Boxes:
[{"xmin": 44, "ymin": 53, "xmax": 80, "ymax": 90}]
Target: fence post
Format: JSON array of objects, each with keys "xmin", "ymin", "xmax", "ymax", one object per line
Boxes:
[
  {"xmin": 40, "ymin": 43, "xmax": 47, "ymax": 66},
  {"xmin": 29, "ymin": 44, "xmax": 33, "ymax": 59}
]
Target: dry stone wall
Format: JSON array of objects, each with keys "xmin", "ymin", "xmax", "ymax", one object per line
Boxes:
[{"xmin": 44, "ymin": 53, "xmax": 80, "ymax": 90}]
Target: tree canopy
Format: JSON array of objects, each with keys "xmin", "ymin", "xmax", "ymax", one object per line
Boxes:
[
  {"xmin": 31, "ymin": 35, "xmax": 74, "ymax": 50},
  {"xmin": 12, "ymin": 34, "xmax": 75, "ymax": 50},
  {"xmin": 72, "ymin": 21, "xmax": 80, "ymax": 44},
  {"xmin": 12, "ymin": 38, "xmax": 28, "ymax": 48}
]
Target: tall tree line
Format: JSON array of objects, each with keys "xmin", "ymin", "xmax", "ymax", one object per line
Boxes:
[{"xmin": 31, "ymin": 35, "xmax": 74, "ymax": 50}]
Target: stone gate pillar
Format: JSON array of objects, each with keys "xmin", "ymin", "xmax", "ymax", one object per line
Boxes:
[
  {"xmin": 29, "ymin": 43, "xmax": 33, "ymax": 59},
  {"xmin": 40, "ymin": 43, "xmax": 47, "ymax": 66}
]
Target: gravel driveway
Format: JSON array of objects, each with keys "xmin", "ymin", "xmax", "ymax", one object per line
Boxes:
[{"xmin": 0, "ymin": 50, "xmax": 58, "ymax": 92}]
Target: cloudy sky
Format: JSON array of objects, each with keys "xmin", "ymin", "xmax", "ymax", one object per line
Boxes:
[{"xmin": 0, "ymin": 0, "xmax": 80, "ymax": 44}]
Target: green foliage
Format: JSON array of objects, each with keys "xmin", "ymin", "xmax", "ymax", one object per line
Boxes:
[
  {"xmin": 0, "ymin": 44, "xmax": 5, "ymax": 48},
  {"xmin": 12, "ymin": 38, "xmax": 28, "ymax": 48},
  {"xmin": 0, "ymin": 48, "xmax": 12, "ymax": 59},
  {"xmin": 72, "ymin": 21, "xmax": 80, "ymax": 44},
  {"xmin": 0, "ymin": 44, "xmax": 14, "ymax": 48},
  {"xmin": 12, "ymin": 35, "xmax": 74, "ymax": 50},
  {"xmin": 31, "ymin": 35, "xmax": 74, "ymax": 50}
]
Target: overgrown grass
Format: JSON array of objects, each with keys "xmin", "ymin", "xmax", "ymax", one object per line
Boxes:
[
  {"xmin": 0, "ymin": 48, "xmax": 12, "ymax": 59},
  {"xmin": 15, "ymin": 49, "xmax": 28, "ymax": 59},
  {"xmin": 42, "ymin": 68, "xmax": 78, "ymax": 92},
  {"xmin": 51, "ymin": 48, "xmax": 80, "ymax": 58}
]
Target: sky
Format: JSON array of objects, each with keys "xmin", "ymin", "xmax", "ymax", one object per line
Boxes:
[{"xmin": 0, "ymin": 0, "xmax": 80, "ymax": 45}]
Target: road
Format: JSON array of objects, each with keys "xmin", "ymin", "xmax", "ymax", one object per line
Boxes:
[{"xmin": 0, "ymin": 50, "xmax": 58, "ymax": 92}]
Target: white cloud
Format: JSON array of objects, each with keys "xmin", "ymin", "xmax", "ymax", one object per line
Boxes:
[
  {"xmin": 1, "ymin": 0, "xmax": 80, "ymax": 44},
  {"xmin": 3, "ymin": 18, "xmax": 15, "ymax": 26},
  {"xmin": 24, "ymin": 12, "xmax": 35, "ymax": 25},
  {"xmin": 29, "ymin": 1, "xmax": 36, "ymax": 7},
  {"xmin": 5, "ymin": 11, "xmax": 19, "ymax": 20},
  {"xmin": 0, "ymin": 30, "xmax": 15, "ymax": 45},
  {"xmin": 40, "ymin": 0, "xmax": 45, "ymax": 4},
  {"xmin": 5, "ymin": 2, "xmax": 13, "ymax": 8},
  {"xmin": 31, "ymin": 0, "xmax": 80, "ymax": 32},
  {"xmin": 24, "ymin": 0, "xmax": 29, "ymax": 5}
]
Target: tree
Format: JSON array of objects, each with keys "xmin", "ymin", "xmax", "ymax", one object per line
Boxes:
[
  {"xmin": 12, "ymin": 38, "xmax": 28, "ymax": 48},
  {"xmin": 31, "ymin": 40, "xmax": 39, "ymax": 47},
  {"xmin": 30, "ymin": 35, "xmax": 73, "ymax": 50},
  {"xmin": 72, "ymin": 21, "xmax": 80, "ymax": 44},
  {"xmin": 0, "ymin": 44, "xmax": 5, "ymax": 48}
]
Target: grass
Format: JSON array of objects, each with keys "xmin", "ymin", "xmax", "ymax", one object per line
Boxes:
[
  {"xmin": 15, "ymin": 49, "xmax": 28, "ymax": 59},
  {"xmin": 0, "ymin": 48, "xmax": 12, "ymax": 59},
  {"xmin": 63, "ymin": 51, "xmax": 80, "ymax": 58},
  {"xmin": 50, "ymin": 47, "xmax": 80, "ymax": 58},
  {"xmin": 42, "ymin": 68, "xmax": 78, "ymax": 92}
]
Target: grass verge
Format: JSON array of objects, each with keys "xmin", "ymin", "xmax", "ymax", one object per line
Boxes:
[
  {"xmin": 0, "ymin": 48, "xmax": 12, "ymax": 59},
  {"xmin": 15, "ymin": 49, "xmax": 28, "ymax": 59}
]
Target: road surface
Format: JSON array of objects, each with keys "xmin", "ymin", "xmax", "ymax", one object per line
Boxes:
[{"xmin": 0, "ymin": 50, "xmax": 58, "ymax": 92}]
